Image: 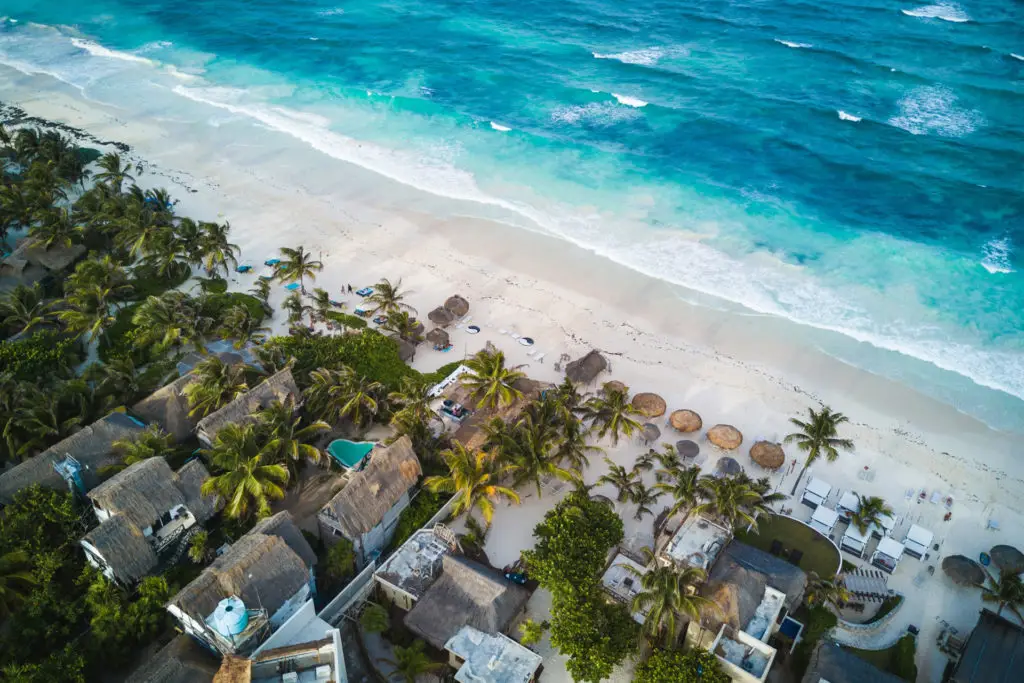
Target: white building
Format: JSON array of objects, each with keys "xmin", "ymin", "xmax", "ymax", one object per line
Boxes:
[
  {"xmin": 808, "ymin": 506, "xmax": 840, "ymax": 537},
  {"xmin": 445, "ymin": 626, "xmax": 542, "ymax": 683},
  {"xmin": 660, "ymin": 515, "xmax": 731, "ymax": 571},
  {"xmin": 903, "ymin": 524, "xmax": 934, "ymax": 560},
  {"xmin": 871, "ymin": 537, "xmax": 905, "ymax": 573}
]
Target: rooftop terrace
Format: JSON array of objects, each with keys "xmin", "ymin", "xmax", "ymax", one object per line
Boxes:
[
  {"xmin": 374, "ymin": 527, "xmax": 455, "ymax": 600},
  {"xmin": 662, "ymin": 515, "xmax": 731, "ymax": 571}
]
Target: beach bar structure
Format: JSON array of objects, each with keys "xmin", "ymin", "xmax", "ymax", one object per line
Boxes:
[
  {"xmin": 374, "ymin": 526, "xmax": 459, "ymax": 611},
  {"xmin": 903, "ymin": 524, "xmax": 934, "ymax": 560},
  {"xmin": 808, "ymin": 506, "xmax": 840, "ymax": 537},
  {"xmin": 871, "ymin": 537, "xmax": 905, "ymax": 573},
  {"xmin": 800, "ymin": 478, "xmax": 831, "ymax": 509}
]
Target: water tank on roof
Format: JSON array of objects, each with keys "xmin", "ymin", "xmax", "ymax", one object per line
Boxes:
[{"xmin": 211, "ymin": 596, "xmax": 248, "ymax": 636}]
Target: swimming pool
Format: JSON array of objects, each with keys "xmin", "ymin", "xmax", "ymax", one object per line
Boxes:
[{"xmin": 326, "ymin": 439, "xmax": 374, "ymax": 470}]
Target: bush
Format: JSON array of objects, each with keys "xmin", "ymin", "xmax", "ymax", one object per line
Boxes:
[
  {"xmin": 864, "ymin": 595, "xmax": 902, "ymax": 625},
  {"xmin": 265, "ymin": 330, "xmax": 421, "ymax": 389},
  {"xmin": 791, "ymin": 605, "xmax": 839, "ymax": 677},
  {"xmin": 203, "ymin": 292, "xmax": 265, "ymax": 321},
  {"xmin": 126, "ymin": 262, "xmax": 190, "ymax": 300},
  {"xmin": 0, "ymin": 330, "xmax": 78, "ymax": 380},
  {"xmin": 549, "ymin": 591, "xmax": 638, "ymax": 683},
  {"xmin": 634, "ymin": 649, "xmax": 730, "ymax": 683},
  {"xmin": 386, "ymin": 489, "xmax": 450, "ymax": 555},
  {"xmin": 891, "ymin": 634, "xmax": 918, "ymax": 681},
  {"xmin": 325, "ymin": 311, "xmax": 367, "ymax": 330},
  {"xmin": 422, "ymin": 360, "xmax": 462, "ymax": 385},
  {"xmin": 97, "ymin": 303, "xmax": 144, "ymax": 363}
]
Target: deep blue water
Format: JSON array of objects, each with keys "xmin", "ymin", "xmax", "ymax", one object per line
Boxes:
[{"xmin": 0, "ymin": 1, "xmax": 1022, "ymax": 416}]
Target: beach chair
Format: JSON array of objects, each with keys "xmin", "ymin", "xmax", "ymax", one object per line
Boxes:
[
  {"xmin": 235, "ymin": 264, "xmax": 252, "ymax": 273},
  {"xmin": 284, "ymin": 282, "xmax": 300, "ymax": 291},
  {"xmin": 534, "ymin": 353, "xmax": 545, "ymax": 363},
  {"xmin": 264, "ymin": 258, "xmax": 281, "ymax": 266},
  {"xmin": 788, "ymin": 550, "xmax": 803, "ymax": 567},
  {"xmin": 930, "ymin": 491, "xmax": 943, "ymax": 505}
]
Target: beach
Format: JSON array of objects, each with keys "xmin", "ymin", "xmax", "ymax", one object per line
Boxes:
[{"xmin": 4, "ymin": 63, "xmax": 1024, "ymax": 681}]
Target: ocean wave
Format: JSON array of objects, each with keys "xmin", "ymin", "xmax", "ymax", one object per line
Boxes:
[
  {"xmin": 316, "ymin": 8, "xmax": 345, "ymax": 16},
  {"xmin": 551, "ymin": 102, "xmax": 641, "ymax": 125},
  {"xmin": 901, "ymin": 3, "xmax": 970, "ymax": 23},
  {"xmin": 889, "ymin": 85, "xmax": 982, "ymax": 137},
  {"xmin": 489, "ymin": 121, "xmax": 511, "ymax": 132},
  {"xmin": 837, "ymin": 110, "xmax": 862, "ymax": 122},
  {"xmin": 593, "ymin": 47, "xmax": 664, "ymax": 66},
  {"xmin": 69, "ymin": 37, "xmax": 155, "ymax": 66},
  {"xmin": 1011, "ymin": 53, "xmax": 1024, "ymax": 61},
  {"xmin": 981, "ymin": 237, "xmax": 1015, "ymax": 274},
  {"xmin": 611, "ymin": 93, "xmax": 648, "ymax": 107},
  {"xmin": 774, "ymin": 39, "xmax": 812, "ymax": 49}
]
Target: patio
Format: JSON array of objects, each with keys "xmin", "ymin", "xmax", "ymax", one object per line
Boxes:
[{"xmin": 736, "ymin": 514, "xmax": 841, "ymax": 578}]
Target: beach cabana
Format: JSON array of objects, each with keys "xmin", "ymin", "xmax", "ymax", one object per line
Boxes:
[
  {"xmin": 715, "ymin": 457, "xmax": 742, "ymax": 478},
  {"xmin": 426, "ymin": 328, "xmax": 450, "ymax": 348},
  {"xmin": 871, "ymin": 537, "xmax": 905, "ymax": 573},
  {"xmin": 632, "ymin": 392, "xmax": 666, "ymax": 418},
  {"xmin": 444, "ymin": 295, "xmax": 469, "ymax": 317},
  {"xmin": 601, "ymin": 380, "xmax": 626, "ymax": 396},
  {"xmin": 903, "ymin": 524, "xmax": 934, "ymax": 560},
  {"xmin": 566, "ymin": 350, "xmax": 608, "ymax": 384},
  {"xmin": 942, "ymin": 555, "xmax": 986, "ymax": 587},
  {"xmin": 871, "ymin": 513, "xmax": 896, "ymax": 539},
  {"xmin": 990, "ymin": 545, "xmax": 1024, "ymax": 575},
  {"xmin": 749, "ymin": 441, "xmax": 785, "ymax": 470},
  {"xmin": 428, "ymin": 306, "xmax": 455, "ymax": 326},
  {"xmin": 809, "ymin": 506, "xmax": 840, "ymax": 537},
  {"xmin": 801, "ymin": 477, "xmax": 831, "ymax": 509},
  {"xmin": 676, "ymin": 440, "xmax": 700, "ymax": 459},
  {"xmin": 641, "ymin": 423, "xmax": 660, "ymax": 443},
  {"xmin": 670, "ymin": 409, "xmax": 702, "ymax": 433},
  {"xmin": 706, "ymin": 424, "xmax": 742, "ymax": 450},
  {"xmin": 840, "ymin": 524, "xmax": 871, "ymax": 558},
  {"xmin": 836, "ymin": 491, "xmax": 860, "ymax": 522}
]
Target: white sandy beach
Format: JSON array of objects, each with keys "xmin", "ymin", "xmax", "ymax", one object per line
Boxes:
[{"xmin": 4, "ymin": 66, "xmax": 1024, "ymax": 682}]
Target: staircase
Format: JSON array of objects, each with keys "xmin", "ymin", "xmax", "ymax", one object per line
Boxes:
[{"xmin": 166, "ymin": 526, "xmax": 202, "ymax": 567}]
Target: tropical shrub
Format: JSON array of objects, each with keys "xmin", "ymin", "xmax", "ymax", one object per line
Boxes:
[
  {"xmin": 324, "ymin": 310, "xmax": 367, "ymax": 330},
  {"xmin": 386, "ymin": 489, "xmax": 450, "ymax": 554},
  {"xmin": 634, "ymin": 649, "xmax": 730, "ymax": 683},
  {"xmin": 548, "ymin": 590, "xmax": 638, "ymax": 683},
  {"xmin": 0, "ymin": 330, "xmax": 78, "ymax": 380}
]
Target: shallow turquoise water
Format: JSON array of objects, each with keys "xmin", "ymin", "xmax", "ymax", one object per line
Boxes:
[{"xmin": 0, "ymin": 1, "xmax": 1021, "ymax": 422}]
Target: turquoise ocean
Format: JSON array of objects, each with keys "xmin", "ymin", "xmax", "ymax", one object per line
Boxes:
[{"xmin": 0, "ymin": 1, "xmax": 1022, "ymax": 428}]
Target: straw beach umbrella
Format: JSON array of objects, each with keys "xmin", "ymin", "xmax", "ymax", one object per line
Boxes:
[
  {"xmin": 670, "ymin": 409, "xmax": 702, "ymax": 433},
  {"xmin": 641, "ymin": 423, "xmax": 661, "ymax": 443},
  {"xmin": 444, "ymin": 295, "xmax": 470, "ymax": 317},
  {"xmin": 990, "ymin": 545, "xmax": 1024, "ymax": 575},
  {"xmin": 942, "ymin": 555, "xmax": 986, "ymax": 587},
  {"xmin": 601, "ymin": 380, "xmax": 627, "ymax": 396},
  {"xmin": 428, "ymin": 306, "xmax": 455, "ymax": 326},
  {"xmin": 632, "ymin": 392, "xmax": 666, "ymax": 418},
  {"xmin": 676, "ymin": 440, "xmax": 700, "ymax": 459},
  {"xmin": 565, "ymin": 350, "xmax": 607, "ymax": 384},
  {"xmin": 715, "ymin": 457, "xmax": 742, "ymax": 477},
  {"xmin": 749, "ymin": 441, "xmax": 785, "ymax": 470},
  {"xmin": 425, "ymin": 328, "xmax": 450, "ymax": 347},
  {"xmin": 707, "ymin": 424, "xmax": 743, "ymax": 450}
]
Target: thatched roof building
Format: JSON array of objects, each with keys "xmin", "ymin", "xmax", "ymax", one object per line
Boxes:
[
  {"xmin": 565, "ymin": 349, "xmax": 607, "ymax": 384},
  {"xmin": 801, "ymin": 642, "xmax": 905, "ymax": 683},
  {"xmin": 0, "ymin": 412, "xmax": 145, "ymax": 504},
  {"xmin": 196, "ymin": 368, "xmax": 300, "ymax": 446},
  {"xmin": 126, "ymin": 633, "xmax": 219, "ymax": 683},
  {"xmin": 0, "ymin": 237, "xmax": 86, "ymax": 277},
  {"xmin": 404, "ymin": 555, "xmax": 530, "ymax": 650},
  {"xmin": 601, "ymin": 380, "xmax": 626, "ymax": 396},
  {"xmin": 941, "ymin": 555, "xmax": 986, "ymax": 587},
  {"xmin": 390, "ymin": 335, "xmax": 416, "ymax": 362},
  {"xmin": 990, "ymin": 545, "xmax": 1024, "ymax": 575},
  {"xmin": 428, "ymin": 306, "xmax": 455, "ymax": 326},
  {"xmin": 950, "ymin": 609, "xmax": 1024, "ymax": 683},
  {"xmin": 425, "ymin": 328, "xmax": 450, "ymax": 347},
  {"xmin": 319, "ymin": 436, "xmax": 421, "ymax": 540},
  {"xmin": 444, "ymin": 377, "xmax": 547, "ymax": 452},
  {"xmin": 132, "ymin": 374, "xmax": 199, "ymax": 443},
  {"xmin": 701, "ymin": 542, "xmax": 807, "ymax": 631},
  {"xmin": 444, "ymin": 295, "xmax": 470, "ymax": 317}
]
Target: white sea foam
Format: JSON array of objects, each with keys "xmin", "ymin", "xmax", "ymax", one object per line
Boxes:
[
  {"xmin": 901, "ymin": 3, "xmax": 970, "ymax": 22},
  {"xmin": 837, "ymin": 110, "xmax": 862, "ymax": 122},
  {"xmin": 552, "ymin": 102, "xmax": 641, "ymax": 125},
  {"xmin": 489, "ymin": 122, "xmax": 511, "ymax": 132},
  {"xmin": 981, "ymin": 237, "xmax": 1015, "ymax": 274},
  {"xmin": 1011, "ymin": 53, "xmax": 1024, "ymax": 61},
  {"xmin": 889, "ymin": 85, "xmax": 982, "ymax": 137},
  {"xmin": 165, "ymin": 65, "xmax": 199, "ymax": 82},
  {"xmin": 612, "ymin": 93, "xmax": 648, "ymax": 107},
  {"xmin": 69, "ymin": 38, "xmax": 155, "ymax": 66},
  {"xmin": 593, "ymin": 47, "xmax": 664, "ymax": 66},
  {"xmin": 316, "ymin": 8, "xmax": 345, "ymax": 16},
  {"xmin": 774, "ymin": 39, "xmax": 812, "ymax": 49}
]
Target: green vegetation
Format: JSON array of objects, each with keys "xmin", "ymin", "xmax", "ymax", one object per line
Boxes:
[
  {"xmin": 845, "ymin": 634, "xmax": 917, "ymax": 682},
  {"xmin": 786, "ymin": 405, "xmax": 854, "ymax": 494},
  {"xmin": 790, "ymin": 604, "xmax": 839, "ymax": 678},
  {"xmin": 735, "ymin": 514, "xmax": 841, "ymax": 578},
  {"xmin": 864, "ymin": 594, "xmax": 903, "ymax": 625},
  {"xmin": 518, "ymin": 618, "xmax": 548, "ymax": 646},
  {"xmin": 633, "ymin": 649, "xmax": 730, "ymax": 683},
  {"xmin": 325, "ymin": 310, "xmax": 368, "ymax": 330},
  {"xmin": 0, "ymin": 330, "xmax": 78, "ymax": 380},
  {"xmin": 387, "ymin": 489, "xmax": 451, "ymax": 554},
  {"xmin": 321, "ymin": 537, "xmax": 357, "ymax": 589}
]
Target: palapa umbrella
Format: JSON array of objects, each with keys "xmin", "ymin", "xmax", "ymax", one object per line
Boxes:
[
  {"xmin": 749, "ymin": 441, "xmax": 785, "ymax": 470},
  {"xmin": 425, "ymin": 328, "xmax": 450, "ymax": 347},
  {"xmin": 565, "ymin": 350, "xmax": 607, "ymax": 384},
  {"xmin": 670, "ymin": 409, "xmax": 702, "ymax": 433},
  {"xmin": 707, "ymin": 424, "xmax": 743, "ymax": 450},
  {"xmin": 990, "ymin": 545, "xmax": 1024, "ymax": 575},
  {"xmin": 602, "ymin": 380, "xmax": 627, "ymax": 396},
  {"xmin": 444, "ymin": 294, "xmax": 470, "ymax": 317},
  {"xmin": 632, "ymin": 392, "xmax": 667, "ymax": 418},
  {"xmin": 641, "ymin": 423, "xmax": 661, "ymax": 443},
  {"xmin": 676, "ymin": 440, "xmax": 700, "ymax": 459},
  {"xmin": 715, "ymin": 457, "xmax": 742, "ymax": 477},
  {"xmin": 410, "ymin": 320, "xmax": 426, "ymax": 338},
  {"xmin": 427, "ymin": 306, "xmax": 455, "ymax": 326},
  {"xmin": 942, "ymin": 555, "xmax": 986, "ymax": 587}
]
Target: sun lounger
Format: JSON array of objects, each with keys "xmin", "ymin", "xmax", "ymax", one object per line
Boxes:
[
  {"xmin": 235, "ymin": 264, "xmax": 252, "ymax": 273},
  {"xmin": 930, "ymin": 491, "xmax": 942, "ymax": 505},
  {"xmin": 466, "ymin": 325, "xmax": 480, "ymax": 335},
  {"xmin": 499, "ymin": 329, "xmax": 508, "ymax": 335},
  {"xmin": 259, "ymin": 268, "xmax": 275, "ymax": 281},
  {"xmin": 284, "ymin": 282, "xmax": 300, "ymax": 291},
  {"xmin": 355, "ymin": 287, "xmax": 374, "ymax": 297},
  {"xmin": 264, "ymin": 258, "xmax": 280, "ymax": 266},
  {"xmin": 372, "ymin": 316, "xmax": 387, "ymax": 325},
  {"xmin": 511, "ymin": 333, "xmax": 521, "ymax": 340}
]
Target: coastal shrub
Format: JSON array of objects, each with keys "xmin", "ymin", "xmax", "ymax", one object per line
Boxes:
[
  {"xmin": 325, "ymin": 310, "xmax": 367, "ymax": 330},
  {"xmin": 202, "ymin": 292, "xmax": 265, "ymax": 322},
  {"xmin": 891, "ymin": 634, "xmax": 918, "ymax": 681},
  {"xmin": 548, "ymin": 590, "xmax": 639, "ymax": 683},
  {"xmin": 321, "ymin": 537, "xmax": 356, "ymax": 591},
  {"xmin": 97, "ymin": 303, "xmax": 144, "ymax": 363},
  {"xmin": 422, "ymin": 360, "xmax": 462, "ymax": 385},
  {"xmin": 126, "ymin": 262, "xmax": 190, "ymax": 300},
  {"xmin": 633, "ymin": 648, "xmax": 730, "ymax": 683},
  {"xmin": 864, "ymin": 594, "xmax": 902, "ymax": 625},
  {"xmin": 0, "ymin": 330, "xmax": 78, "ymax": 380},
  {"xmin": 265, "ymin": 329, "xmax": 420, "ymax": 389},
  {"xmin": 386, "ymin": 489, "xmax": 451, "ymax": 555}
]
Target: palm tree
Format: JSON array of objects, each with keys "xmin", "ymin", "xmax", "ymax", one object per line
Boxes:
[
  {"xmin": 68, "ymin": 254, "xmax": 130, "ymax": 298},
  {"xmin": 200, "ymin": 423, "xmax": 289, "ymax": 520},
  {"xmin": 555, "ymin": 417, "xmax": 602, "ymax": 472},
  {"xmin": 551, "ymin": 378, "xmax": 586, "ymax": 424},
  {"xmin": 381, "ymin": 310, "xmax": 423, "ymax": 343},
  {"xmin": 655, "ymin": 465, "xmax": 704, "ymax": 520},
  {"xmin": 696, "ymin": 475, "xmax": 782, "ymax": 532},
  {"xmin": 387, "ymin": 376, "xmax": 434, "ymax": 425},
  {"xmin": 220, "ymin": 304, "xmax": 271, "ymax": 348},
  {"xmin": 376, "ymin": 641, "xmax": 445, "ymax": 683},
  {"xmin": 424, "ymin": 443, "xmax": 520, "ymax": 526},
  {"xmin": 183, "ymin": 355, "xmax": 249, "ymax": 418},
  {"xmin": 132, "ymin": 291, "xmax": 211, "ymax": 353},
  {"xmin": 198, "ymin": 221, "xmax": 239, "ymax": 277},
  {"xmin": 86, "ymin": 356, "xmax": 145, "ymax": 408},
  {"xmin": 0, "ymin": 283, "xmax": 50, "ymax": 334},
  {"xmin": 274, "ymin": 245, "xmax": 322, "ymax": 293},
  {"xmin": 849, "ymin": 495, "xmax": 894, "ymax": 535},
  {"xmin": 360, "ymin": 602, "xmax": 390, "ymax": 634},
  {"xmin": 56, "ymin": 284, "xmax": 116, "ymax": 343},
  {"xmin": 0, "ymin": 550, "xmax": 37, "ymax": 619},
  {"xmin": 337, "ymin": 375, "xmax": 385, "ymax": 430},
  {"xmin": 249, "ymin": 279, "xmax": 273, "ymax": 314},
  {"xmin": 786, "ymin": 405, "xmax": 854, "ymax": 494},
  {"xmin": 499, "ymin": 414, "xmax": 578, "ymax": 498},
  {"xmin": 104, "ymin": 425, "xmax": 175, "ymax": 474},
  {"xmin": 93, "ymin": 152, "xmax": 134, "ymax": 193},
  {"xmin": 627, "ymin": 551, "xmax": 713, "ymax": 647},
  {"xmin": 654, "ymin": 445, "xmax": 682, "ymax": 481},
  {"xmin": 367, "ymin": 277, "xmax": 415, "ymax": 316},
  {"xmin": 630, "ymin": 483, "xmax": 663, "ymax": 521},
  {"xmin": 30, "ymin": 207, "xmax": 82, "ymax": 249},
  {"xmin": 581, "ymin": 386, "xmax": 643, "ymax": 445},
  {"xmin": 597, "ymin": 458, "xmax": 641, "ymax": 503},
  {"xmin": 309, "ymin": 288, "xmax": 341, "ymax": 322},
  {"xmin": 804, "ymin": 571, "xmax": 850, "ymax": 609},
  {"xmin": 282, "ymin": 291, "xmax": 313, "ymax": 326},
  {"xmin": 256, "ymin": 397, "xmax": 329, "ymax": 469},
  {"xmin": 462, "ymin": 348, "xmax": 526, "ymax": 410},
  {"xmin": 187, "ymin": 530, "xmax": 213, "ymax": 564},
  {"xmin": 981, "ymin": 572, "xmax": 1024, "ymax": 621}
]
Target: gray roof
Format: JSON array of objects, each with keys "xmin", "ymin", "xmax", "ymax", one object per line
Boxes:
[
  {"xmin": 320, "ymin": 436, "xmax": 421, "ymax": 539},
  {"xmin": 801, "ymin": 642, "xmax": 906, "ymax": 683},
  {"xmin": 168, "ymin": 512, "xmax": 315, "ymax": 622},
  {"xmin": 951, "ymin": 609, "xmax": 1024, "ymax": 683},
  {"xmin": 82, "ymin": 513, "xmax": 159, "ymax": 584},
  {"xmin": 196, "ymin": 367, "xmax": 300, "ymax": 444},
  {"xmin": 703, "ymin": 541, "xmax": 808, "ymax": 629},
  {"xmin": 125, "ymin": 634, "xmax": 218, "ymax": 683},
  {"xmin": 131, "ymin": 373, "xmax": 200, "ymax": 443},
  {"xmin": 0, "ymin": 412, "xmax": 145, "ymax": 504},
  {"xmin": 404, "ymin": 555, "xmax": 531, "ymax": 650}
]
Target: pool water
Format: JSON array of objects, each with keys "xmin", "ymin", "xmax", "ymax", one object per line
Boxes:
[{"xmin": 326, "ymin": 439, "xmax": 374, "ymax": 470}]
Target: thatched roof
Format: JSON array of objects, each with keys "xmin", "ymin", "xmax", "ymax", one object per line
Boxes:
[
  {"xmin": 249, "ymin": 510, "xmax": 319, "ymax": 568},
  {"xmin": 126, "ymin": 634, "xmax": 219, "ymax": 683},
  {"xmin": 951, "ymin": 609, "xmax": 1024, "ymax": 683},
  {"xmin": 715, "ymin": 457, "xmax": 742, "ymax": 477},
  {"xmin": 703, "ymin": 542, "xmax": 807, "ymax": 630},
  {"xmin": 169, "ymin": 512, "xmax": 314, "ymax": 622},
  {"xmin": 641, "ymin": 423, "xmax": 660, "ymax": 442},
  {"xmin": 391, "ymin": 336, "xmax": 416, "ymax": 362},
  {"xmin": 749, "ymin": 441, "xmax": 785, "ymax": 470},
  {"xmin": 444, "ymin": 295, "xmax": 469, "ymax": 317},
  {"xmin": 404, "ymin": 555, "xmax": 530, "ymax": 650},
  {"xmin": 83, "ymin": 512, "xmax": 159, "ymax": 584},
  {"xmin": 176, "ymin": 459, "xmax": 222, "ymax": 522},
  {"xmin": 447, "ymin": 378, "xmax": 546, "ymax": 452},
  {"xmin": 425, "ymin": 328, "xmax": 450, "ymax": 346},
  {"xmin": 801, "ymin": 642, "xmax": 906, "ymax": 683},
  {"xmin": 601, "ymin": 380, "xmax": 626, "ymax": 396},
  {"xmin": 212, "ymin": 657, "xmax": 251, "ymax": 683},
  {"xmin": 132, "ymin": 373, "xmax": 200, "ymax": 443},
  {"xmin": 942, "ymin": 555, "xmax": 986, "ymax": 587},
  {"xmin": 670, "ymin": 409, "xmax": 702, "ymax": 433},
  {"xmin": 0, "ymin": 412, "xmax": 145, "ymax": 504},
  {"xmin": 320, "ymin": 436, "xmax": 421, "ymax": 539},
  {"xmin": 631, "ymin": 392, "xmax": 666, "ymax": 417},
  {"xmin": 990, "ymin": 545, "xmax": 1024, "ymax": 575},
  {"xmin": 24, "ymin": 240, "xmax": 87, "ymax": 272},
  {"xmin": 0, "ymin": 251, "xmax": 28, "ymax": 277},
  {"xmin": 565, "ymin": 350, "xmax": 607, "ymax": 384},
  {"xmin": 706, "ymin": 424, "xmax": 743, "ymax": 450},
  {"xmin": 90, "ymin": 458, "xmax": 187, "ymax": 527},
  {"xmin": 196, "ymin": 368, "xmax": 300, "ymax": 445},
  {"xmin": 428, "ymin": 306, "xmax": 455, "ymax": 326}
]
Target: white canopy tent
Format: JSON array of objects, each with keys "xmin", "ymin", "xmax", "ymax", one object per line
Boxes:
[
  {"xmin": 836, "ymin": 491, "xmax": 860, "ymax": 521},
  {"xmin": 871, "ymin": 513, "xmax": 896, "ymax": 539},
  {"xmin": 809, "ymin": 506, "xmax": 840, "ymax": 536},
  {"xmin": 801, "ymin": 477, "xmax": 832, "ymax": 508},
  {"xmin": 904, "ymin": 524, "xmax": 934, "ymax": 559},
  {"xmin": 840, "ymin": 524, "xmax": 871, "ymax": 558},
  {"xmin": 872, "ymin": 537, "xmax": 905, "ymax": 573}
]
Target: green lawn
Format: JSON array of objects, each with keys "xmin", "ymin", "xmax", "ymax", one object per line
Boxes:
[
  {"xmin": 844, "ymin": 634, "xmax": 917, "ymax": 681},
  {"xmin": 735, "ymin": 514, "xmax": 841, "ymax": 578}
]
